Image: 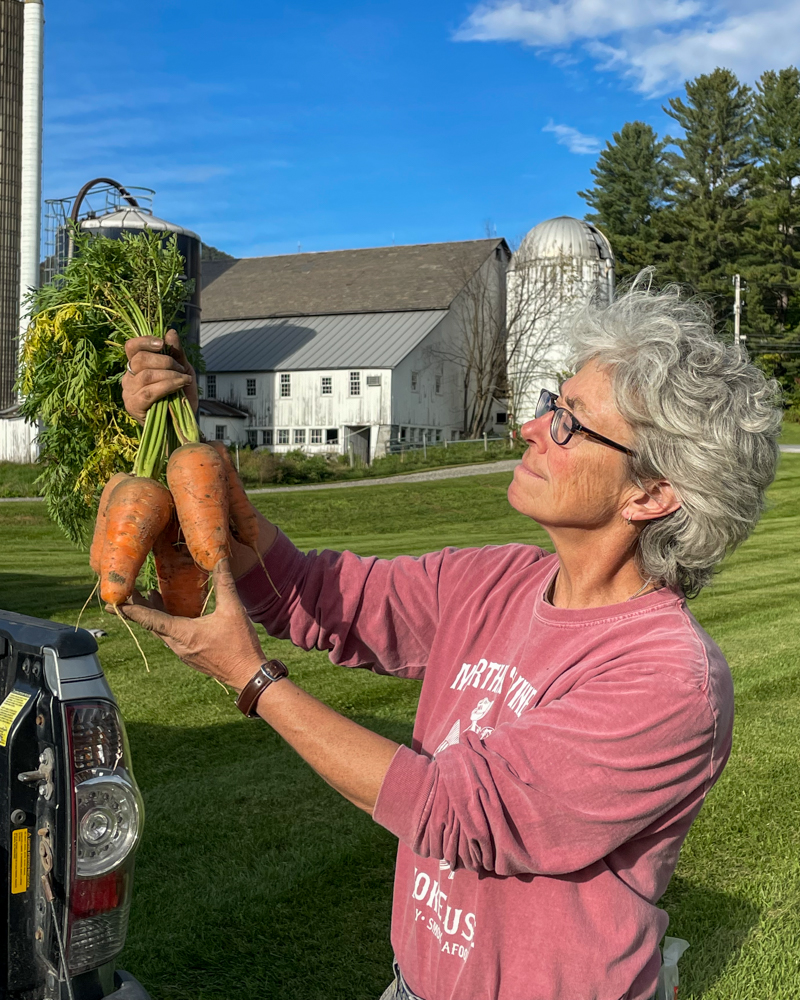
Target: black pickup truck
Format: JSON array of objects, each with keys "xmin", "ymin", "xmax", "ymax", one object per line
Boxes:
[{"xmin": 0, "ymin": 610, "xmax": 151, "ymax": 999}]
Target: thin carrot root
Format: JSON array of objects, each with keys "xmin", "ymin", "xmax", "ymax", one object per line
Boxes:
[
  {"xmin": 201, "ymin": 581, "xmax": 215, "ymax": 617},
  {"xmin": 76, "ymin": 579, "xmax": 100, "ymax": 631},
  {"xmin": 255, "ymin": 549, "xmax": 281, "ymax": 599},
  {"xmin": 113, "ymin": 605, "xmax": 150, "ymax": 673}
]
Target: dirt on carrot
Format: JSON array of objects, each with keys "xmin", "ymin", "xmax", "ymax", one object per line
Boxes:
[
  {"xmin": 166, "ymin": 442, "xmax": 230, "ymax": 572},
  {"xmin": 99, "ymin": 477, "xmax": 174, "ymax": 606},
  {"xmin": 153, "ymin": 515, "xmax": 209, "ymax": 618}
]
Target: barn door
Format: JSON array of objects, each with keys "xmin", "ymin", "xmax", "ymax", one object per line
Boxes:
[{"xmin": 347, "ymin": 426, "xmax": 370, "ymax": 466}]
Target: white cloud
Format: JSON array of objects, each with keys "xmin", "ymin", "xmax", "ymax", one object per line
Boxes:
[
  {"xmin": 456, "ymin": 0, "xmax": 699, "ymax": 47},
  {"xmin": 542, "ymin": 120, "xmax": 602, "ymax": 153},
  {"xmin": 455, "ymin": 0, "xmax": 800, "ymax": 95}
]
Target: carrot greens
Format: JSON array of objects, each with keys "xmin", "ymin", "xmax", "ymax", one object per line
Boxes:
[{"xmin": 17, "ymin": 228, "xmax": 201, "ymax": 544}]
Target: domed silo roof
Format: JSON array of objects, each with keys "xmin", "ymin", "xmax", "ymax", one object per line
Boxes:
[
  {"xmin": 80, "ymin": 207, "xmax": 200, "ymax": 240},
  {"xmin": 516, "ymin": 216, "xmax": 613, "ymax": 263}
]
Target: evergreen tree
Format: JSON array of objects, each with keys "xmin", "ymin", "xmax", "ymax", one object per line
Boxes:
[
  {"xmin": 663, "ymin": 68, "xmax": 755, "ymax": 327},
  {"xmin": 578, "ymin": 121, "xmax": 671, "ymax": 282},
  {"xmin": 744, "ymin": 68, "xmax": 800, "ymax": 407}
]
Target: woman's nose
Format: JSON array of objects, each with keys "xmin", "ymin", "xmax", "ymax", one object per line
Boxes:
[{"xmin": 521, "ymin": 413, "xmax": 550, "ymax": 452}]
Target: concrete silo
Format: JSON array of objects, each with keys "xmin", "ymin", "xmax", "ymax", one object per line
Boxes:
[
  {"xmin": 0, "ymin": 0, "xmax": 24, "ymax": 411},
  {"xmin": 506, "ymin": 216, "xmax": 615, "ymax": 426}
]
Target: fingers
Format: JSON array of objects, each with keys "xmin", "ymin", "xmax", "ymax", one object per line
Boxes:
[
  {"xmin": 126, "ymin": 351, "xmax": 187, "ymax": 376},
  {"xmin": 115, "ymin": 601, "xmax": 177, "ymax": 637},
  {"xmin": 125, "ymin": 337, "xmax": 166, "ymax": 363},
  {"xmin": 164, "ymin": 329, "xmax": 192, "ymax": 370},
  {"xmin": 122, "ymin": 367, "xmax": 194, "ymax": 424},
  {"xmin": 211, "ymin": 558, "xmax": 244, "ymax": 609}
]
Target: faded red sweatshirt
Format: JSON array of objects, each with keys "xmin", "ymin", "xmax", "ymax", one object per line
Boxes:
[{"xmin": 238, "ymin": 532, "xmax": 733, "ymax": 1000}]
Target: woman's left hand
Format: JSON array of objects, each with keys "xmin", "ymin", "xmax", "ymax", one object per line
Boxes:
[{"xmin": 112, "ymin": 559, "xmax": 266, "ymax": 692}]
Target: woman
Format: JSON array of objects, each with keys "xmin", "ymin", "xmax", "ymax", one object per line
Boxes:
[{"xmin": 120, "ymin": 285, "xmax": 781, "ymax": 1000}]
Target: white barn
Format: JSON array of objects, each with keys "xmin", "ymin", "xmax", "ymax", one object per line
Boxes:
[{"xmin": 199, "ymin": 240, "xmax": 510, "ymax": 462}]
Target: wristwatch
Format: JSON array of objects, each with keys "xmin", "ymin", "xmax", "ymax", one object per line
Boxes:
[{"xmin": 235, "ymin": 659, "xmax": 289, "ymax": 718}]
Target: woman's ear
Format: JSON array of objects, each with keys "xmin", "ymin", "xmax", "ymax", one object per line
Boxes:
[{"xmin": 625, "ymin": 480, "xmax": 681, "ymax": 523}]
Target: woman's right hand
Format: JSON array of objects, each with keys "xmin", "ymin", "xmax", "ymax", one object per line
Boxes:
[{"xmin": 122, "ymin": 329, "xmax": 198, "ymax": 424}]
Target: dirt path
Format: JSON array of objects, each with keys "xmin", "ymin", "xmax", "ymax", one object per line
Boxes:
[{"xmin": 2, "ymin": 448, "xmax": 798, "ymax": 503}]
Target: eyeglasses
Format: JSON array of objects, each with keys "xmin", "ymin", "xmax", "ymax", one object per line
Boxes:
[{"xmin": 534, "ymin": 389, "xmax": 636, "ymax": 457}]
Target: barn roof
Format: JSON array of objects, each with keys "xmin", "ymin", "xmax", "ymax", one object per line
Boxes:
[
  {"xmin": 200, "ymin": 239, "xmax": 506, "ymax": 321},
  {"xmin": 200, "ymin": 310, "xmax": 448, "ymax": 372},
  {"xmin": 197, "ymin": 399, "xmax": 248, "ymax": 418}
]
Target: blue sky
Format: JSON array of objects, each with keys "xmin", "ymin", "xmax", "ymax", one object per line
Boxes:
[{"xmin": 43, "ymin": 0, "xmax": 799, "ymax": 258}]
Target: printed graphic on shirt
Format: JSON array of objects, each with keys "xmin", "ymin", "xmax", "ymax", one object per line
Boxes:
[
  {"xmin": 450, "ymin": 658, "xmax": 538, "ymax": 718},
  {"xmin": 412, "ymin": 864, "xmax": 477, "ymax": 963},
  {"xmin": 467, "ymin": 697, "xmax": 495, "ymax": 739},
  {"xmin": 435, "ymin": 719, "xmax": 461, "ymax": 756}
]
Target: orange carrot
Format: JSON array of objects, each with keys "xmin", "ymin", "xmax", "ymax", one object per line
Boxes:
[
  {"xmin": 99, "ymin": 478, "xmax": 174, "ymax": 606},
  {"xmin": 89, "ymin": 472, "xmax": 131, "ymax": 575},
  {"xmin": 153, "ymin": 515, "xmax": 209, "ymax": 618},
  {"xmin": 209, "ymin": 441, "xmax": 280, "ymax": 597},
  {"xmin": 208, "ymin": 441, "xmax": 259, "ymax": 544},
  {"xmin": 166, "ymin": 442, "xmax": 230, "ymax": 572}
]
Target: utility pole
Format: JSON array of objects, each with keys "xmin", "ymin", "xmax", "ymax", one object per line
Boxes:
[{"xmin": 733, "ymin": 274, "xmax": 742, "ymax": 348}]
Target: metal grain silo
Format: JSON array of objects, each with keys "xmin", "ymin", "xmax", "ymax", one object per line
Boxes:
[
  {"xmin": 79, "ymin": 200, "xmax": 202, "ymax": 348},
  {"xmin": 506, "ymin": 216, "xmax": 617, "ymax": 425},
  {"xmin": 44, "ymin": 178, "xmax": 202, "ymax": 347}
]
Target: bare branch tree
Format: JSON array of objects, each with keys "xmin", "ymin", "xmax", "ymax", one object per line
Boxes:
[
  {"xmin": 425, "ymin": 243, "xmax": 594, "ymax": 438},
  {"xmin": 426, "ymin": 249, "xmax": 509, "ymax": 439},
  {"xmin": 504, "ymin": 249, "xmax": 582, "ymax": 427}
]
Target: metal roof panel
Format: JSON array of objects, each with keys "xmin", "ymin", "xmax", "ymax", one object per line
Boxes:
[{"xmin": 200, "ymin": 310, "xmax": 448, "ymax": 372}]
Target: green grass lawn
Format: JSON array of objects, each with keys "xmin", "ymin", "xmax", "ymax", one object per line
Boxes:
[
  {"xmin": 0, "ymin": 460, "xmax": 798, "ymax": 999},
  {"xmin": 780, "ymin": 419, "xmax": 800, "ymax": 445}
]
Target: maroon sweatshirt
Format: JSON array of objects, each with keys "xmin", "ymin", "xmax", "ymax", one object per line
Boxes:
[{"xmin": 238, "ymin": 532, "xmax": 733, "ymax": 1000}]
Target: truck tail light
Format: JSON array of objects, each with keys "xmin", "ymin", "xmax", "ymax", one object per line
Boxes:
[{"xmin": 64, "ymin": 703, "xmax": 144, "ymax": 976}]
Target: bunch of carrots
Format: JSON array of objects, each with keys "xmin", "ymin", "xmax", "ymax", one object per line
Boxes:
[
  {"xmin": 91, "ymin": 438, "xmax": 267, "ymax": 619},
  {"xmin": 59, "ymin": 234, "xmax": 277, "ymax": 630}
]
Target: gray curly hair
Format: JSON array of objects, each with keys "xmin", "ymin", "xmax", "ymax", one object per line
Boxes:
[{"xmin": 565, "ymin": 279, "xmax": 783, "ymax": 597}]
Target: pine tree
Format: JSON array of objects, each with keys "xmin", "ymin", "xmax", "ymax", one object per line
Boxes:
[
  {"xmin": 741, "ymin": 68, "xmax": 800, "ymax": 406},
  {"xmin": 663, "ymin": 68, "xmax": 755, "ymax": 328},
  {"xmin": 578, "ymin": 122, "xmax": 671, "ymax": 282}
]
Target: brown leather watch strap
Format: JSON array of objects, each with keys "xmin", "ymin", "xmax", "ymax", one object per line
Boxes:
[{"xmin": 235, "ymin": 659, "xmax": 289, "ymax": 718}]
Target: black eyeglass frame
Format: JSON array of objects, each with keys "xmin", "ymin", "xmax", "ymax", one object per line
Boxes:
[{"xmin": 535, "ymin": 389, "xmax": 636, "ymax": 458}]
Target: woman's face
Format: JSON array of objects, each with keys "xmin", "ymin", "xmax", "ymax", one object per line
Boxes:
[{"xmin": 508, "ymin": 360, "xmax": 637, "ymax": 532}]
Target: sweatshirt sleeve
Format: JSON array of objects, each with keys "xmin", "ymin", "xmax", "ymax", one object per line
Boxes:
[
  {"xmin": 236, "ymin": 530, "xmax": 454, "ymax": 677},
  {"xmin": 372, "ymin": 666, "xmax": 725, "ymax": 875}
]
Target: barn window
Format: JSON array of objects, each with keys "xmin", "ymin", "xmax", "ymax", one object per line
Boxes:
[
  {"xmin": 277, "ymin": 429, "xmax": 289, "ymax": 444},
  {"xmin": 349, "ymin": 371, "xmax": 361, "ymax": 396},
  {"xmin": 246, "ymin": 378, "xmax": 257, "ymax": 397},
  {"xmin": 400, "ymin": 427, "xmax": 407, "ymax": 441},
  {"xmin": 321, "ymin": 376, "xmax": 332, "ymax": 395},
  {"xmin": 366, "ymin": 375, "xmax": 381, "ymax": 387},
  {"xmin": 311, "ymin": 428, "xmax": 323, "ymax": 444},
  {"xmin": 215, "ymin": 425, "xmax": 226, "ymax": 440},
  {"xmin": 411, "ymin": 371, "xmax": 419, "ymax": 391},
  {"xmin": 280, "ymin": 373, "xmax": 291, "ymax": 398},
  {"xmin": 496, "ymin": 412, "xmax": 507, "ymax": 424},
  {"xmin": 247, "ymin": 429, "xmax": 257, "ymax": 447},
  {"xmin": 294, "ymin": 429, "xmax": 306, "ymax": 445},
  {"xmin": 206, "ymin": 375, "xmax": 217, "ymax": 399},
  {"xmin": 435, "ymin": 374, "xmax": 442, "ymax": 394},
  {"xmin": 326, "ymin": 428, "xmax": 339, "ymax": 444},
  {"xmin": 262, "ymin": 429, "xmax": 273, "ymax": 446}
]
